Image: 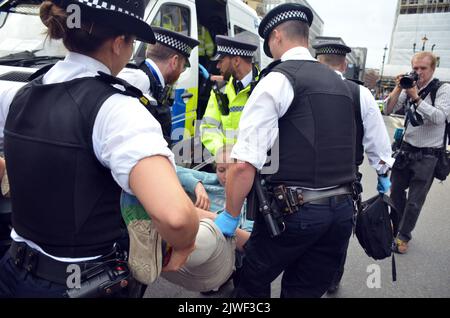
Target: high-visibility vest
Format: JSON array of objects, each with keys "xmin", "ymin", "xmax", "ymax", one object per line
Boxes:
[
  {"xmin": 198, "ymin": 24, "xmax": 214, "ymax": 58},
  {"xmin": 200, "ymin": 75, "xmax": 256, "ymax": 156},
  {"xmin": 162, "ymin": 14, "xmax": 176, "ymax": 31}
]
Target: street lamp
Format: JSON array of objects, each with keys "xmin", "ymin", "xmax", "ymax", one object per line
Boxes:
[
  {"xmin": 421, "ymin": 35, "xmax": 428, "ymax": 51},
  {"xmin": 413, "ymin": 37, "xmax": 435, "ymax": 53},
  {"xmin": 378, "ymin": 45, "xmax": 388, "ymax": 99}
]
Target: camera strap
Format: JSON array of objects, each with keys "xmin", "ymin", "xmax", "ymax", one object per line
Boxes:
[{"xmin": 405, "ymin": 79, "xmax": 441, "ymax": 128}]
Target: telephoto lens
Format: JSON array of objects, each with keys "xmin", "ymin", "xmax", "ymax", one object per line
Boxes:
[{"xmin": 400, "ymin": 71, "xmax": 419, "ymax": 89}]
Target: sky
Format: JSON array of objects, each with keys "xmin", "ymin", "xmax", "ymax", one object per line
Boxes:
[{"xmin": 306, "ymin": 0, "xmax": 398, "ymax": 69}]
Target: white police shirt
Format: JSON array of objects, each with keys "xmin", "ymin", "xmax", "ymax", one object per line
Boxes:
[
  {"xmin": 0, "ymin": 52, "xmax": 175, "ymax": 262},
  {"xmin": 335, "ymin": 71, "xmax": 394, "ymax": 174},
  {"xmin": 239, "ymin": 70, "xmax": 253, "ymax": 90},
  {"xmin": 118, "ymin": 58, "xmax": 166, "ymax": 94}
]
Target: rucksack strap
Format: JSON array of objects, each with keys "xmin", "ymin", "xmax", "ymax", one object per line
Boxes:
[
  {"xmin": 381, "ymin": 194, "xmax": 398, "ymax": 214},
  {"xmin": 428, "ymin": 80, "xmax": 449, "ymax": 147},
  {"xmin": 445, "ymin": 120, "xmax": 449, "ymax": 146},
  {"xmin": 392, "ymin": 253, "xmax": 397, "ymax": 282},
  {"xmin": 430, "ymin": 80, "xmax": 443, "ymax": 107},
  {"xmin": 381, "ymin": 194, "xmax": 398, "ymax": 282},
  {"xmin": 404, "ymin": 80, "xmax": 438, "ymax": 128}
]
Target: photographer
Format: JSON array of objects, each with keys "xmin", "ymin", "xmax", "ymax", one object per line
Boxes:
[{"xmin": 385, "ymin": 52, "xmax": 450, "ymax": 254}]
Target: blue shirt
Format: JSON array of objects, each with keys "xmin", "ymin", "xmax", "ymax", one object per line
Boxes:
[{"xmin": 176, "ymin": 166, "xmax": 253, "ymax": 231}]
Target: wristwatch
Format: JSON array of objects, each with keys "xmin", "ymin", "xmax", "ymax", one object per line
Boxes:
[{"xmin": 412, "ymin": 96, "xmax": 421, "ymax": 105}]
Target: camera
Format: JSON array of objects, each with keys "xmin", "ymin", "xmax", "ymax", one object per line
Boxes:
[{"xmin": 400, "ymin": 71, "xmax": 419, "ymax": 89}]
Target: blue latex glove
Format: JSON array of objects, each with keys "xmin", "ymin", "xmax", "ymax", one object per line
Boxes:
[
  {"xmin": 377, "ymin": 176, "xmax": 391, "ymax": 194},
  {"xmin": 214, "ymin": 210, "xmax": 240, "ymax": 237},
  {"xmin": 198, "ymin": 63, "xmax": 210, "ymax": 80}
]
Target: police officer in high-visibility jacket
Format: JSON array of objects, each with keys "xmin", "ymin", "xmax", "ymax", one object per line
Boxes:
[
  {"xmin": 198, "ymin": 23, "xmax": 214, "ymax": 59},
  {"xmin": 200, "ymin": 36, "xmax": 259, "ymax": 156}
]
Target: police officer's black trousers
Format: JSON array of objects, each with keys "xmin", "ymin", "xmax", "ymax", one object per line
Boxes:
[
  {"xmin": 234, "ymin": 197, "xmax": 353, "ymax": 298},
  {"xmin": 0, "ymin": 252, "xmax": 66, "ymax": 297}
]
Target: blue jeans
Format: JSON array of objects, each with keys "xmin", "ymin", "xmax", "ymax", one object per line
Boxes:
[
  {"xmin": 234, "ymin": 197, "xmax": 354, "ymax": 298},
  {"xmin": 0, "ymin": 252, "xmax": 67, "ymax": 298}
]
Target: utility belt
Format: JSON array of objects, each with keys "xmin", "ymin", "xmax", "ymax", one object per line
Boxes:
[
  {"xmin": 270, "ymin": 184, "xmax": 353, "ymax": 215},
  {"xmin": 9, "ymin": 241, "xmax": 131, "ymax": 297},
  {"xmin": 250, "ymin": 174, "xmax": 358, "ymax": 238}
]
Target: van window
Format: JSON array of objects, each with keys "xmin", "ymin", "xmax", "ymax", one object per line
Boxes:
[
  {"xmin": 152, "ymin": 4, "xmax": 190, "ymax": 36},
  {"xmin": 0, "ymin": 12, "xmax": 7, "ymax": 28}
]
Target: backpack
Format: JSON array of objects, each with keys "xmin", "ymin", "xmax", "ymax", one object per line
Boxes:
[
  {"xmin": 429, "ymin": 81, "xmax": 450, "ymax": 181},
  {"xmin": 429, "ymin": 81, "xmax": 450, "ymax": 146},
  {"xmin": 355, "ymin": 194, "xmax": 397, "ymax": 281},
  {"xmin": 434, "ymin": 122, "xmax": 450, "ymax": 181}
]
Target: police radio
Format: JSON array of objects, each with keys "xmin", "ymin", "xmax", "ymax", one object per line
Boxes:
[{"xmin": 212, "ymin": 81, "xmax": 230, "ymax": 116}]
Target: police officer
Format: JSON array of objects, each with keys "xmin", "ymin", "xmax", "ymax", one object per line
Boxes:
[
  {"xmin": 198, "ymin": 23, "xmax": 215, "ymax": 60},
  {"xmin": 200, "ymin": 35, "xmax": 259, "ymax": 156},
  {"xmin": 313, "ymin": 42, "xmax": 394, "ymax": 293},
  {"xmin": 215, "ymin": 3, "xmax": 357, "ymax": 298},
  {"xmin": 119, "ymin": 27, "xmax": 199, "ymax": 146},
  {"xmin": 0, "ymin": 0, "xmax": 198, "ymax": 297}
]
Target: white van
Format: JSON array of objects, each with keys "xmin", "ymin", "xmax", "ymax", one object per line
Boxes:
[{"xmin": 0, "ymin": 0, "xmax": 270, "ymax": 144}]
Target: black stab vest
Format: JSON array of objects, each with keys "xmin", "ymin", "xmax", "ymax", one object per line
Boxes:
[
  {"xmin": 344, "ymin": 79, "xmax": 365, "ymax": 166},
  {"xmin": 4, "ymin": 76, "xmax": 124, "ymax": 258},
  {"xmin": 266, "ymin": 60, "xmax": 356, "ymax": 188}
]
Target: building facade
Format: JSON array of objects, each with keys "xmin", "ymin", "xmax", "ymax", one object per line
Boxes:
[{"xmin": 385, "ymin": 0, "xmax": 450, "ymax": 83}]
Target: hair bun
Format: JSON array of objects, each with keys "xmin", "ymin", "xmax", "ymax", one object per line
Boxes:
[{"xmin": 40, "ymin": 1, "xmax": 67, "ymax": 40}]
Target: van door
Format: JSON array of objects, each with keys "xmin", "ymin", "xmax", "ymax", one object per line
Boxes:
[
  {"xmin": 142, "ymin": 0, "xmax": 198, "ymax": 144},
  {"xmin": 226, "ymin": 0, "xmax": 269, "ymax": 69}
]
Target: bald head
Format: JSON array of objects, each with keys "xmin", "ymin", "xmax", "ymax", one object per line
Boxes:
[
  {"xmin": 278, "ymin": 20, "xmax": 309, "ymax": 43},
  {"xmin": 269, "ymin": 20, "xmax": 309, "ymax": 59},
  {"xmin": 317, "ymin": 54, "xmax": 347, "ymax": 73}
]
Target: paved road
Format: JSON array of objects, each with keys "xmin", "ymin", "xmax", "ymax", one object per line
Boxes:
[{"xmin": 145, "ymin": 116, "xmax": 450, "ymax": 298}]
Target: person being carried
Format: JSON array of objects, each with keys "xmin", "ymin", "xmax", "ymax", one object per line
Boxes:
[
  {"xmin": 176, "ymin": 146, "xmax": 253, "ymax": 232},
  {"xmin": 120, "ymin": 188, "xmax": 251, "ymax": 293}
]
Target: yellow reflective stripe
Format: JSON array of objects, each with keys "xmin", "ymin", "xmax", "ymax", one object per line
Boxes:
[{"xmin": 201, "ymin": 116, "xmax": 222, "ymax": 128}]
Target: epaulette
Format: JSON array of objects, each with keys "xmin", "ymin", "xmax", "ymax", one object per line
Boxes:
[
  {"xmin": 27, "ymin": 64, "xmax": 55, "ymax": 81},
  {"xmin": 96, "ymin": 71, "xmax": 154, "ymax": 107},
  {"xmin": 346, "ymin": 78, "xmax": 365, "ymax": 86}
]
